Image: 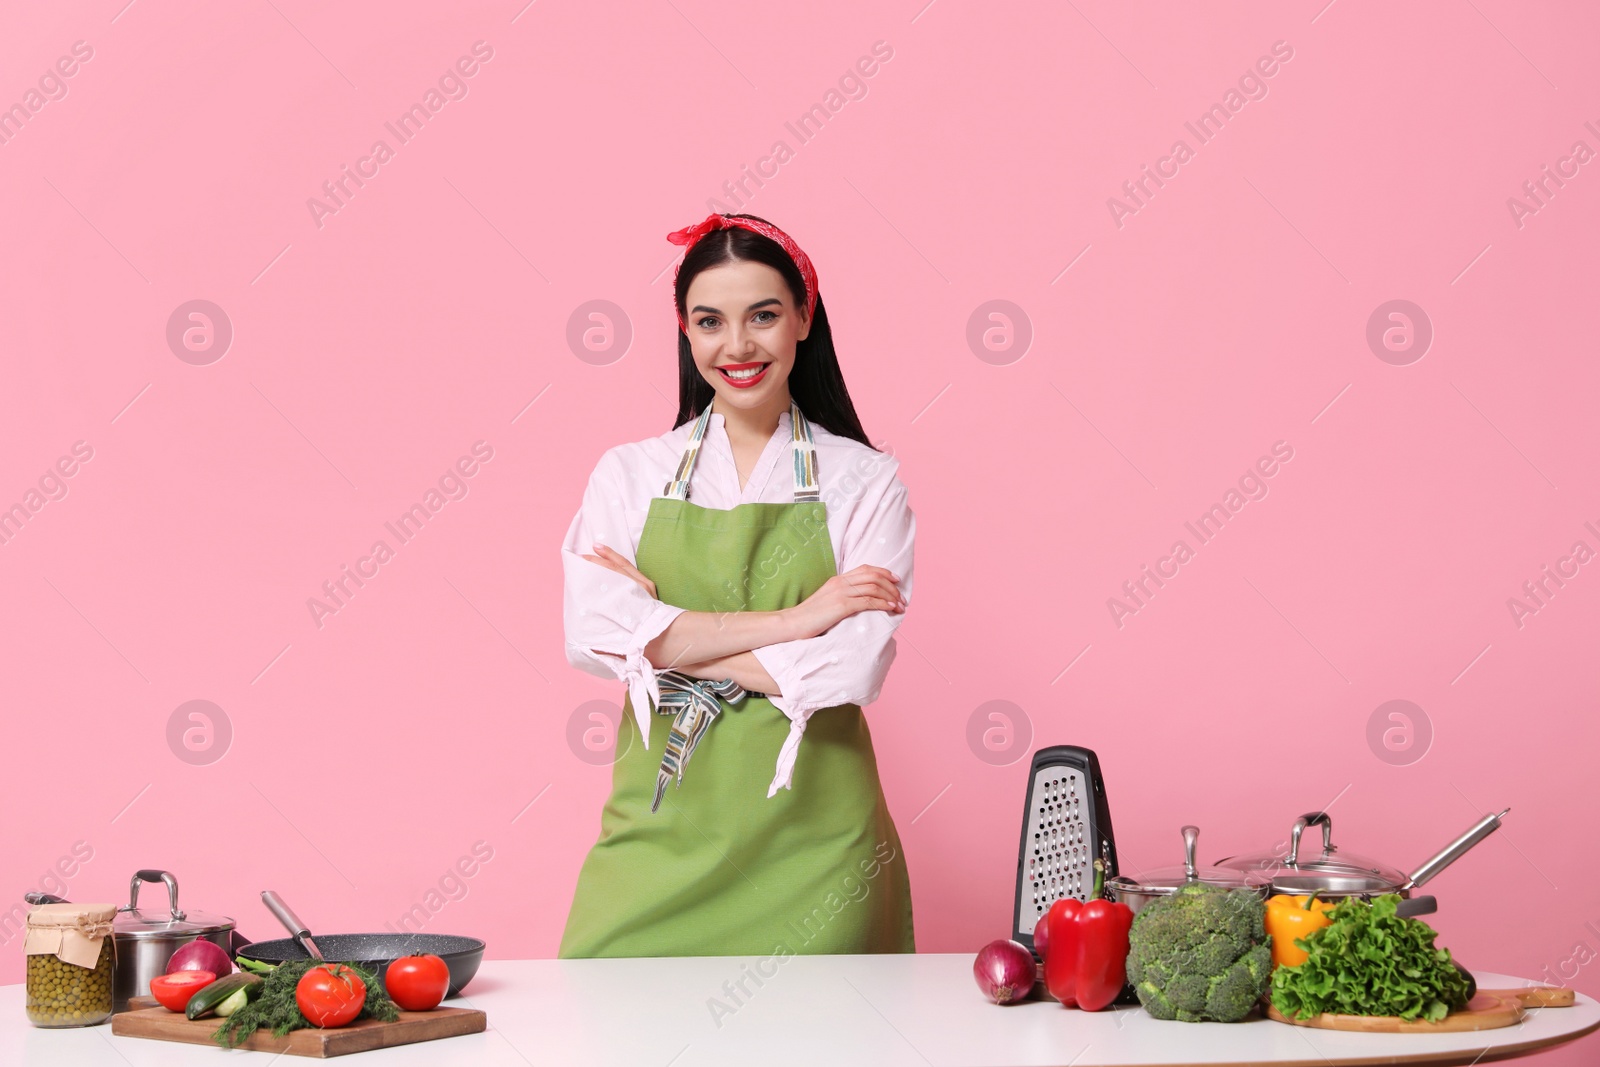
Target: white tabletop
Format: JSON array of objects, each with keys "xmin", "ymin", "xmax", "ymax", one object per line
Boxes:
[{"xmin": 2, "ymin": 956, "xmax": 1595, "ymax": 1066}]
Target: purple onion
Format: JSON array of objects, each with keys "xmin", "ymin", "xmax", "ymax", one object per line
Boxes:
[
  {"xmin": 166, "ymin": 939, "xmax": 232, "ymax": 980},
  {"xmin": 973, "ymin": 939, "xmax": 1036, "ymax": 1005}
]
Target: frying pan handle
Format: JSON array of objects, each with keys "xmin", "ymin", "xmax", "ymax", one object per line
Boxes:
[
  {"xmin": 261, "ymin": 890, "xmax": 324, "ymax": 960},
  {"xmin": 1404, "ymin": 808, "xmax": 1509, "ymax": 890},
  {"xmin": 1287, "ymin": 812, "xmax": 1333, "ymax": 867}
]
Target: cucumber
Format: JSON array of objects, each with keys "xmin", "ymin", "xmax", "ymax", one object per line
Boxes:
[
  {"xmin": 213, "ymin": 984, "xmax": 254, "ymax": 1018},
  {"xmin": 186, "ymin": 973, "xmax": 262, "ymax": 1020}
]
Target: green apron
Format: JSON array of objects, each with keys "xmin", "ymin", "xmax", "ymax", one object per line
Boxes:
[{"xmin": 559, "ymin": 400, "xmax": 915, "ymax": 958}]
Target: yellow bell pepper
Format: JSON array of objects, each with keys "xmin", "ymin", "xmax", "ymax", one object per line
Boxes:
[{"xmin": 1266, "ymin": 892, "xmax": 1336, "ymax": 968}]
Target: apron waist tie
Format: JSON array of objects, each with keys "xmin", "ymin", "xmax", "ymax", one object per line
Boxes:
[{"xmin": 651, "ymin": 671, "xmax": 748, "ymax": 813}]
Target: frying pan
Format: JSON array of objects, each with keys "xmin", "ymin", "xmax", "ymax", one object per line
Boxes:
[{"xmin": 237, "ymin": 891, "xmax": 484, "ymax": 998}]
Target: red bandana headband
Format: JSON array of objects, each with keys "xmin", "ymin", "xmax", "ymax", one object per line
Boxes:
[{"xmin": 666, "ymin": 213, "xmax": 818, "ymax": 333}]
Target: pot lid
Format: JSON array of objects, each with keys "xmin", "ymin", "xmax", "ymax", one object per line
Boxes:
[
  {"xmin": 1107, "ymin": 825, "xmax": 1273, "ymax": 895},
  {"xmin": 114, "ymin": 907, "xmax": 234, "ymax": 940},
  {"xmin": 1212, "ymin": 812, "xmax": 1409, "ymax": 891},
  {"xmin": 110, "ymin": 870, "xmax": 234, "ymax": 941}
]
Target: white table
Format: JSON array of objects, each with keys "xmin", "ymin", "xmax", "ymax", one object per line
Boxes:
[{"xmin": 3, "ymin": 956, "xmax": 1595, "ymax": 1066}]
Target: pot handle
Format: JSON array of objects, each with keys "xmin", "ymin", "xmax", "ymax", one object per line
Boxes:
[
  {"xmin": 1404, "ymin": 808, "xmax": 1509, "ymax": 890},
  {"xmin": 128, "ymin": 869, "xmax": 186, "ymax": 921},
  {"xmin": 1287, "ymin": 812, "xmax": 1334, "ymax": 867},
  {"xmin": 1395, "ymin": 895, "xmax": 1438, "ymax": 918}
]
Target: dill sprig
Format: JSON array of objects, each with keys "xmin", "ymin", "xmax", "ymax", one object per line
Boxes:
[{"xmin": 212, "ymin": 959, "xmax": 399, "ymax": 1048}]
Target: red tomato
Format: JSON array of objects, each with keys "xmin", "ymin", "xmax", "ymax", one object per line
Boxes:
[
  {"xmin": 295, "ymin": 964, "xmax": 366, "ymax": 1028},
  {"xmin": 149, "ymin": 970, "xmax": 215, "ymax": 1013},
  {"xmin": 384, "ymin": 954, "xmax": 450, "ymax": 1011}
]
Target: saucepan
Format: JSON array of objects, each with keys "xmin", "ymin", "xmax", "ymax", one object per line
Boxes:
[
  {"xmin": 1211, "ymin": 807, "xmax": 1510, "ymax": 910},
  {"xmin": 235, "ymin": 891, "xmax": 485, "ymax": 998}
]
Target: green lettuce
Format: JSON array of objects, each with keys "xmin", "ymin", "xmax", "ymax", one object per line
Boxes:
[{"xmin": 1270, "ymin": 894, "xmax": 1471, "ymax": 1022}]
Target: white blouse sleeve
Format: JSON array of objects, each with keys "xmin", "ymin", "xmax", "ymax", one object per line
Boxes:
[
  {"xmin": 750, "ymin": 462, "xmax": 914, "ymax": 797},
  {"xmin": 561, "ymin": 447, "xmax": 685, "ymax": 751}
]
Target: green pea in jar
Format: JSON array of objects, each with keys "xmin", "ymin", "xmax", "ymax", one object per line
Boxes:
[{"xmin": 23, "ymin": 902, "xmax": 117, "ymax": 1027}]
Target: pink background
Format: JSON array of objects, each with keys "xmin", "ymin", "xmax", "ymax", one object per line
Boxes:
[{"xmin": 3, "ymin": 0, "xmax": 1597, "ymax": 1058}]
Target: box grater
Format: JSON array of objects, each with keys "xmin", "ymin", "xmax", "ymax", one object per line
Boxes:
[{"xmin": 1011, "ymin": 745, "xmax": 1119, "ymax": 954}]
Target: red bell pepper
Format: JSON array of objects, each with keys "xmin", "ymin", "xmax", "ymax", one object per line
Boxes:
[{"xmin": 1043, "ymin": 859, "xmax": 1133, "ymax": 1011}]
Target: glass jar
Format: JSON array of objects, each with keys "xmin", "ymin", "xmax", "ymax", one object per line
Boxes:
[{"xmin": 24, "ymin": 903, "xmax": 117, "ymax": 1027}]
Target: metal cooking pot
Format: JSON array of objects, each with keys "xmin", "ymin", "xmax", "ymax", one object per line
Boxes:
[
  {"xmin": 1105, "ymin": 825, "xmax": 1272, "ymax": 914},
  {"xmin": 27, "ymin": 869, "xmax": 234, "ymax": 1012},
  {"xmin": 1212, "ymin": 808, "xmax": 1509, "ymax": 906}
]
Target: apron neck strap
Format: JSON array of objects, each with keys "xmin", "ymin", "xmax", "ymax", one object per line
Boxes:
[
  {"xmin": 663, "ymin": 400, "xmax": 819, "ymax": 502},
  {"xmin": 789, "ymin": 400, "xmax": 820, "ymax": 503}
]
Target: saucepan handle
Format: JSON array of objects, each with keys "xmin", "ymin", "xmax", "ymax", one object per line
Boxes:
[
  {"xmin": 1394, "ymin": 895, "xmax": 1438, "ymax": 918},
  {"xmin": 1404, "ymin": 809, "xmax": 1508, "ymax": 890}
]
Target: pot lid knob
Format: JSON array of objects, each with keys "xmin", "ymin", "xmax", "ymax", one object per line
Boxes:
[{"xmin": 1181, "ymin": 825, "xmax": 1199, "ymax": 881}]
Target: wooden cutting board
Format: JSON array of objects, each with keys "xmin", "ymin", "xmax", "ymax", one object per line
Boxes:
[
  {"xmin": 111, "ymin": 995, "xmax": 486, "ymax": 1058},
  {"xmin": 1266, "ymin": 986, "xmax": 1575, "ymax": 1033}
]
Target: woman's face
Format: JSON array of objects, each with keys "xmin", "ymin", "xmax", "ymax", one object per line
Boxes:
[{"xmin": 683, "ymin": 260, "xmax": 810, "ymax": 416}]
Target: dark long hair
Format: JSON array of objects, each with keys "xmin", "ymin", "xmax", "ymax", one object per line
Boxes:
[{"xmin": 672, "ymin": 214, "xmax": 875, "ymax": 449}]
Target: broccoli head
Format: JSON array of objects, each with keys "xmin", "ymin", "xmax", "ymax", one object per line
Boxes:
[{"xmin": 1125, "ymin": 882, "xmax": 1272, "ymax": 1023}]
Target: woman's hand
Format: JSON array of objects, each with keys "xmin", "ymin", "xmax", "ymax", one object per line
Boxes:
[
  {"xmin": 583, "ymin": 543, "xmax": 657, "ymax": 599},
  {"xmin": 782, "ymin": 565, "xmax": 904, "ymax": 640}
]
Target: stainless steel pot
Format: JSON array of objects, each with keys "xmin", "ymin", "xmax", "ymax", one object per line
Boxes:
[
  {"xmin": 27, "ymin": 869, "xmax": 234, "ymax": 1012},
  {"xmin": 1105, "ymin": 825, "xmax": 1272, "ymax": 914},
  {"xmin": 1212, "ymin": 808, "xmax": 1509, "ymax": 908}
]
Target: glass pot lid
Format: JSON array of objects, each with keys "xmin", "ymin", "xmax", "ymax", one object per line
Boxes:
[
  {"xmin": 1106, "ymin": 825, "xmax": 1272, "ymax": 895},
  {"xmin": 1211, "ymin": 812, "xmax": 1409, "ymax": 892}
]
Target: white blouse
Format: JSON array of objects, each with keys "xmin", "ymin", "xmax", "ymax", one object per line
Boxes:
[{"xmin": 561, "ymin": 408, "xmax": 915, "ymax": 797}]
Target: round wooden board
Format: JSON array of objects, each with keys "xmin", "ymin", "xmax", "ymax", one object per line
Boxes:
[{"xmin": 1267, "ymin": 993, "xmax": 1523, "ymax": 1033}]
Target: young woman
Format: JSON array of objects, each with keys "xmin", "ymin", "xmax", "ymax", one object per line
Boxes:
[{"xmin": 557, "ymin": 213, "xmax": 917, "ymax": 958}]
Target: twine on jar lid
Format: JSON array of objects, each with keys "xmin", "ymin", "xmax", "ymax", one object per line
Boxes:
[{"xmin": 24, "ymin": 903, "xmax": 116, "ymax": 968}]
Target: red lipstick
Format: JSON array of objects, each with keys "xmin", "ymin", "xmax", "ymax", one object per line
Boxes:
[{"xmin": 716, "ymin": 361, "xmax": 770, "ymax": 389}]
